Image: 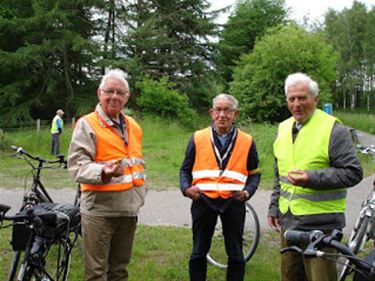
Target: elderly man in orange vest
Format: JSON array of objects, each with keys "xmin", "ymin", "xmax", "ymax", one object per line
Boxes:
[
  {"xmin": 68, "ymin": 69, "xmax": 146, "ymax": 281},
  {"xmin": 180, "ymin": 93, "xmax": 261, "ymax": 281}
]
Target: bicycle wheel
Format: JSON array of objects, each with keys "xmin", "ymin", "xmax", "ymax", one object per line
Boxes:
[
  {"xmin": 338, "ymin": 215, "xmax": 370, "ymax": 281},
  {"xmin": 207, "ymin": 202, "xmax": 260, "ymax": 268}
]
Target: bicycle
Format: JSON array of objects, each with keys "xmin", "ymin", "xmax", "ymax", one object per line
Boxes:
[
  {"xmin": 282, "ymin": 229, "xmax": 375, "ymax": 281},
  {"xmin": 3, "ymin": 145, "xmax": 80, "ymax": 281},
  {"xmin": 350, "ymin": 128, "xmax": 375, "ymax": 158},
  {"xmin": 206, "ymin": 202, "xmax": 260, "ymax": 268},
  {"xmin": 0, "ymin": 202, "xmax": 80, "ymax": 281},
  {"xmin": 338, "ymin": 180, "xmax": 375, "ymax": 280}
]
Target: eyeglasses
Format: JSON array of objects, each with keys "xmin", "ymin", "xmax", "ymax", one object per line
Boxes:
[
  {"xmin": 101, "ymin": 88, "xmax": 129, "ymax": 97},
  {"xmin": 211, "ymin": 107, "xmax": 236, "ymax": 115}
]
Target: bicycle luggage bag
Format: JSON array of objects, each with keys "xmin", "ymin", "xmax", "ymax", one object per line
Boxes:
[{"xmin": 11, "ymin": 203, "xmax": 80, "ymax": 250}]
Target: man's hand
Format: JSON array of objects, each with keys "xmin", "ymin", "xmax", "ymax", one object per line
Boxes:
[
  {"xmin": 101, "ymin": 159, "xmax": 124, "ymax": 183},
  {"xmin": 288, "ymin": 169, "xmax": 308, "ymax": 186},
  {"xmin": 231, "ymin": 190, "xmax": 248, "ymax": 202},
  {"xmin": 184, "ymin": 186, "xmax": 202, "ymax": 201},
  {"xmin": 267, "ymin": 216, "xmax": 281, "ymax": 232}
]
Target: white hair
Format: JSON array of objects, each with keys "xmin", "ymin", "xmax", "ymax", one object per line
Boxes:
[
  {"xmin": 99, "ymin": 69, "xmax": 129, "ymax": 92},
  {"xmin": 212, "ymin": 93, "xmax": 239, "ymax": 109},
  {"xmin": 284, "ymin": 73, "xmax": 319, "ymax": 97}
]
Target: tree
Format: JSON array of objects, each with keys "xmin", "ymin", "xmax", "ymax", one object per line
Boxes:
[
  {"xmin": 324, "ymin": 1, "xmax": 372, "ymax": 110},
  {"xmin": 217, "ymin": 0, "xmax": 287, "ymax": 85},
  {"xmin": 101, "ymin": 0, "xmax": 219, "ymax": 111},
  {"xmin": 230, "ymin": 25, "xmax": 338, "ymax": 123},
  {"xmin": 0, "ymin": 0, "xmax": 100, "ymax": 127}
]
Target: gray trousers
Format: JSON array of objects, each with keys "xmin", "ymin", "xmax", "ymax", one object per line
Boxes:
[
  {"xmin": 81, "ymin": 214, "xmax": 137, "ymax": 281},
  {"xmin": 51, "ymin": 133, "xmax": 60, "ymax": 155}
]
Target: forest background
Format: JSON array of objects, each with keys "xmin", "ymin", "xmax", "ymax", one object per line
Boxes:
[{"xmin": 0, "ymin": 0, "xmax": 374, "ymax": 131}]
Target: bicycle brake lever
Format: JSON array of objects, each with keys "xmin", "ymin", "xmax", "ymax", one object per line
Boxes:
[{"xmin": 280, "ymin": 246, "xmax": 303, "ymax": 254}]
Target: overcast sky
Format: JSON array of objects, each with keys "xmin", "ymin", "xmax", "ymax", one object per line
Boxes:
[{"xmin": 210, "ymin": 0, "xmax": 374, "ymax": 24}]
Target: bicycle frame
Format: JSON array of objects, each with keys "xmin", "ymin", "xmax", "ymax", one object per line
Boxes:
[
  {"xmin": 10, "ymin": 146, "xmax": 67, "ymax": 209},
  {"xmin": 349, "ymin": 187, "xmax": 375, "ymax": 253},
  {"xmin": 1, "ymin": 203, "xmax": 80, "ymax": 281},
  {"xmin": 5, "ymin": 146, "xmax": 71, "ymax": 281},
  {"xmin": 338, "ymin": 182, "xmax": 375, "ymax": 281}
]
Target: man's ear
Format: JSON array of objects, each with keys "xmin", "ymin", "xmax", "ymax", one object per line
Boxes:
[{"xmin": 314, "ymin": 96, "xmax": 319, "ymax": 105}]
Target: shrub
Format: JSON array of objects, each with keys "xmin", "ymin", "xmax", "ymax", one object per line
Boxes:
[{"xmin": 136, "ymin": 76, "xmax": 199, "ymax": 128}]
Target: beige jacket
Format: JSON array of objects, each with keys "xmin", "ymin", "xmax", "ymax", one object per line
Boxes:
[{"xmin": 67, "ymin": 104, "xmax": 147, "ymax": 217}]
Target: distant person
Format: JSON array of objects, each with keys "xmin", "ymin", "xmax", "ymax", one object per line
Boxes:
[
  {"xmin": 50, "ymin": 109, "xmax": 64, "ymax": 155},
  {"xmin": 67, "ymin": 69, "xmax": 146, "ymax": 281},
  {"xmin": 180, "ymin": 93, "xmax": 261, "ymax": 281},
  {"xmin": 267, "ymin": 72, "xmax": 363, "ymax": 281}
]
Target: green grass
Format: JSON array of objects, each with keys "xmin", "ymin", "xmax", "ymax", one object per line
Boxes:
[
  {"xmin": 0, "ymin": 117, "xmax": 277, "ymax": 191},
  {"xmin": 0, "ymin": 225, "xmax": 281, "ymax": 280},
  {"xmin": 0, "ymin": 115, "xmax": 373, "ymax": 191},
  {"xmin": 335, "ymin": 111, "xmax": 375, "ymax": 134}
]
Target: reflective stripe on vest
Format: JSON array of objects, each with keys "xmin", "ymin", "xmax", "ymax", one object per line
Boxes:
[
  {"xmin": 192, "ymin": 127, "xmax": 252, "ymax": 199},
  {"xmin": 192, "ymin": 169, "xmax": 247, "ymax": 183},
  {"xmin": 274, "ymin": 109, "xmax": 346, "ymax": 215},
  {"xmin": 80, "ymin": 112, "xmax": 145, "ymax": 192}
]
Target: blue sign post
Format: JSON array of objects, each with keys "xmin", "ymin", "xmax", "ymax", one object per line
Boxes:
[{"xmin": 323, "ymin": 103, "xmax": 333, "ymax": 115}]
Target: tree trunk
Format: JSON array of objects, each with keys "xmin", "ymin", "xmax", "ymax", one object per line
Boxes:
[{"xmin": 62, "ymin": 44, "xmax": 74, "ymax": 116}]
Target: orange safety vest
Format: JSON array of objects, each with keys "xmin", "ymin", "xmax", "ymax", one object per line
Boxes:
[
  {"xmin": 192, "ymin": 127, "xmax": 253, "ymax": 199},
  {"xmin": 80, "ymin": 112, "xmax": 145, "ymax": 192}
]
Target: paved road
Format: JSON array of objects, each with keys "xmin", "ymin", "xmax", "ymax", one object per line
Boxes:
[{"xmin": 1, "ymin": 175, "xmax": 374, "ymax": 235}]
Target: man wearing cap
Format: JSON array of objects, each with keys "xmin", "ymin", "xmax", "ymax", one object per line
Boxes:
[{"xmin": 51, "ymin": 109, "xmax": 64, "ymax": 155}]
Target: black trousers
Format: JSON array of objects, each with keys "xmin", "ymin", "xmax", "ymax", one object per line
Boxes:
[{"xmin": 189, "ymin": 197, "xmax": 246, "ymax": 281}]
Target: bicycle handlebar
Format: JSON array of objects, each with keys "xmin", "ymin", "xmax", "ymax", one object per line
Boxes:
[
  {"xmin": 0, "ymin": 203, "xmax": 55, "ymax": 231},
  {"xmin": 11, "ymin": 145, "xmax": 67, "ymax": 167},
  {"xmin": 282, "ymin": 229, "xmax": 375, "ymax": 274}
]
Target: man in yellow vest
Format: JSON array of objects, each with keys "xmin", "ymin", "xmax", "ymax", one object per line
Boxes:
[
  {"xmin": 267, "ymin": 73, "xmax": 363, "ymax": 281},
  {"xmin": 50, "ymin": 109, "xmax": 64, "ymax": 155},
  {"xmin": 68, "ymin": 69, "xmax": 146, "ymax": 281},
  {"xmin": 180, "ymin": 94, "xmax": 261, "ymax": 281}
]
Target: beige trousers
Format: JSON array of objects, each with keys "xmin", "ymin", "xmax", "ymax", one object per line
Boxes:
[
  {"xmin": 280, "ymin": 229, "xmax": 337, "ymax": 281},
  {"xmin": 81, "ymin": 214, "xmax": 137, "ymax": 281}
]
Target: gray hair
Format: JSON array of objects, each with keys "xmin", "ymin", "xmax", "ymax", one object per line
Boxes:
[
  {"xmin": 99, "ymin": 69, "xmax": 129, "ymax": 92},
  {"xmin": 284, "ymin": 73, "xmax": 319, "ymax": 97},
  {"xmin": 212, "ymin": 93, "xmax": 239, "ymax": 110}
]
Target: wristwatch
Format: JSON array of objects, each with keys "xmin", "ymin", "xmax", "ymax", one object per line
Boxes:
[{"xmin": 243, "ymin": 190, "xmax": 250, "ymax": 200}]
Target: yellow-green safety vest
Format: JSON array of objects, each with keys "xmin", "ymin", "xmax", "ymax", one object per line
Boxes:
[
  {"xmin": 51, "ymin": 115, "xmax": 64, "ymax": 134},
  {"xmin": 274, "ymin": 109, "xmax": 346, "ymax": 216}
]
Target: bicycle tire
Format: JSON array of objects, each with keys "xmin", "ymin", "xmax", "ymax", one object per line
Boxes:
[
  {"xmin": 7, "ymin": 251, "xmax": 21, "ymax": 281},
  {"xmin": 338, "ymin": 215, "xmax": 370, "ymax": 281},
  {"xmin": 207, "ymin": 202, "xmax": 260, "ymax": 268},
  {"xmin": 350, "ymin": 215, "xmax": 369, "ymax": 254}
]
